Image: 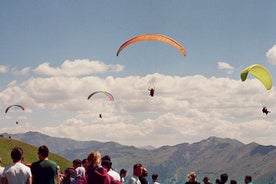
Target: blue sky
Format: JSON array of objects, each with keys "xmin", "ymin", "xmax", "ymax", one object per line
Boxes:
[{"xmin": 0, "ymin": 1, "xmax": 276, "ymax": 147}]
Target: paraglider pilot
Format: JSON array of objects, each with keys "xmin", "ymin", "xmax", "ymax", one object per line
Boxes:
[
  {"xmin": 99, "ymin": 114, "xmax": 102, "ymax": 118},
  {"xmin": 148, "ymin": 87, "xmax": 155, "ymax": 97},
  {"xmin": 262, "ymin": 107, "xmax": 270, "ymax": 115}
]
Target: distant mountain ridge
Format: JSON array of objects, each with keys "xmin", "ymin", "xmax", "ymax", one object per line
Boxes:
[{"xmin": 1, "ymin": 131, "xmax": 276, "ymax": 184}]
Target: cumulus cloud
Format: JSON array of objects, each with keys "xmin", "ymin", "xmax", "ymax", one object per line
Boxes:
[
  {"xmin": 266, "ymin": 45, "xmax": 276, "ymax": 65},
  {"xmin": 0, "ymin": 65, "xmax": 9, "ymax": 73},
  {"xmin": 218, "ymin": 61, "xmax": 234, "ymax": 74},
  {"xmin": 1, "ymin": 70, "xmax": 276, "ymax": 147},
  {"xmin": 33, "ymin": 59, "xmax": 124, "ymax": 77},
  {"xmin": 11, "ymin": 67, "xmax": 31, "ymax": 75}
]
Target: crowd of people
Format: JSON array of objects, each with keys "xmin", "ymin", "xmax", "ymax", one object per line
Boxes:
[
  {"xmin": 0, "ymin": 145, "xmax": 254, "ymax": 184},
  {"xmin": 184, "ymin": 171, "xmax": 253, "ymax": 184}
]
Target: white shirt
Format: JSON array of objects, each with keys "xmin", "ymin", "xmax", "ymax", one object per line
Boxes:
[
  {"xmin": 128, "ymin": 175, "xmax": 141, "ymax": 184},
  {"xmin": 108, "ymin": 169, "xmax": 121, "ymax": 181},
  {"xmin": 2, "ymin": 162, "xmax": 32, "ymax": 184}
]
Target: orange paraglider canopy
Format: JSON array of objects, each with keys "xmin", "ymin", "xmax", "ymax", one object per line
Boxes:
[{"xmin": 116, "ymin": 34, "xmax": 186, "ymax": 57}]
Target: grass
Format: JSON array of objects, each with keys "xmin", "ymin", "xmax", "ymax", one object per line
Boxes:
[{"xmin": 0, "ymin": 136, "xmax": 72, "ymax": 172}]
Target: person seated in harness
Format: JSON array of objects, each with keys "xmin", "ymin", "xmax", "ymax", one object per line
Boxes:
[
  {"xmin": 262, "ymin": 107, "xmax": 270, "ymax": 115},
  {"xmin": 148, "ymin": 87, "xmax": 155, "ymax": 97}
]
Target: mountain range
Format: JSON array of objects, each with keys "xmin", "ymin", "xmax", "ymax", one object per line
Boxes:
[{"xmin": 1, "ymin": 131, "xmax": 275, "ymax": 184}]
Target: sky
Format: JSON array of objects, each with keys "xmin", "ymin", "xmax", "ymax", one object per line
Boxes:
[{"xmin": 0, "ymin": 0, "xmax": 276, "ymax": 147}]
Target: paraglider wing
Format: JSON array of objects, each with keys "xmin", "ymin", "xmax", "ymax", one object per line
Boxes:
[
  {"xmin": 116, "ymin": 34, "xmax": 186, "ymax": 57},
  {"xmin": 87, "ymin": 91, "xmax": 114, "ymax": 101},
  {"xmin": 5, "ymin": 105, "xmax": 25, "ymax": 113},
  {"xmin": 240, "ymin": 64, "xmax": 272, "ymax": 90}
]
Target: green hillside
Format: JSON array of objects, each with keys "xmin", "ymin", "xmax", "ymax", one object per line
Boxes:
[{"xmin": 0, "ymin": 136, "xmax": 72, "ymax": 172}]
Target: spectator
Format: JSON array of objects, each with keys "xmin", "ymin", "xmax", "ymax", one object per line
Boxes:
[
  {"xmin": 0, "ymin": 157, "xmax": 4, "ymax": 183},
  {"xmin": 31, "ymin": 145, "xmax": 58, "ymax": 184},
  {"xmin": 128, "ymin": 163, "xmax": 143, "ymax": 184},
  {"xmin": 72, "ymin": 159, "xmax": 85, "ymax": 184},
  {"xmin": 139, "ymin": 167, "xmax": 149, "ymax": 184},
  {"xmin": 185, "ymin": 171, "xmax": 200, "ymax": 184},
  {"xmin": 244, "ymin": 175, "xmax": 253, "ymax": 184},
  {"xmin": 219, "ymin": 173, "xmax": 228, "ymax": 184},
  {"xmin": 1, "ymin": 147, "xmax": 32, "ymax": 184},
  {"xmin": 119, "ymin": 168, "xmax": 127, "ymax": 184},
  {"xmin": 86, "ymin": 151, "xmax": 121, "ymax": 184},
  {"xmin": 101, "ymin": 155, "xmax": 120, "ymax": 181},
  {"xmin": 152, "ymin": 174, "xmax": 160, "ymax": 184},
  {"xmin": 203, "ymin": 176, "xmax": 212, "ymax": 184}
]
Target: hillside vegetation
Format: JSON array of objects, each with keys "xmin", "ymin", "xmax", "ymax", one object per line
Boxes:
[{"xmin": 0, "ymin": 136, "xmax": 72, "ymax": 172}]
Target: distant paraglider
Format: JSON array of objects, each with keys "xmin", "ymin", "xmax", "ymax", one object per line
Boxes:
[
  {"xmin": 116, "ymin": 34, "xmax": 187, "ymax": 57},
  {"xmin": 87, "ymin": 91, "xmax": 114, "ymax": 101},
  {"xmin": 88, "ymin": 91, "xmax": 114, "ymax": 119},
  {"xmin": 262, "ymin": 107, "xmax": 270, "ymax": 115},
  {"xmin": 240, "ymin": 64, "xmax": 272, "ymax": 90},
  {"xmin": 5, "ymin": 104, "xmax": 25, "ymax": 114}
]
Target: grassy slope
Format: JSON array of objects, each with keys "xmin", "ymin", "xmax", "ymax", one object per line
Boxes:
[{"xmin": 0, "ymin": 137, "xmax": 72, "ymax": 172}]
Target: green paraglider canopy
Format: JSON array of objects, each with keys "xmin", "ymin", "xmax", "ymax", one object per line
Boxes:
[{"xmin": 240, "ymin": 64, "xmax": 272, "ymax": 90}]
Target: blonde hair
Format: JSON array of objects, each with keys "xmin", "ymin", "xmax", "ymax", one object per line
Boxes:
[
  {"xmin": 87, "ymin": 151, "xmax": 101, "ymax": 167},
  {"xmin": 187, "ymin": 171, "xmax": 196, "ymax": 181}
]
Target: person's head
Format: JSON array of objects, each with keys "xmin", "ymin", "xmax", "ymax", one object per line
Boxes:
[
  {"xmin": 87, "ymin": 151, "xmax": 101, "ymax": 167},
  {"xmin": 230, "ymin": 180, "xmax": 237, "ymax": 184},
  {"xmin": 38, "ymin": 145, "xmax": 49, "ymax": 159},
  {"xmin": 187, "ymin": 172, "xmax": 197, "ymax": 182},
  {"xmin": 152, "ymin": 174, "xmax": 158, "ymax": 182},
  {"xmin": 101, "ymin": 159, "xmax": 112, "ymax": 170},
  {"xmin": 133, "ymin": 163, "xmax": 143, "ymax": 177},
  {"xmin": 101, "ymin": 155, "xmax": 111, "ymax": 161},
  {"xmin": 203, "ymin": 176, "xmax": 210, "ymax": 184},
  {"xmin": 101, "ymin": 155, "xmax": 112, "ymax": 170},
  {"xmin": 244, "ymin": 175, "xmax": 252, "ymax": 184},
  {"xmin": 82, "ymin": 158, "xmax": 88, "ymax": 170},
  {"xmin": 11, "ymin": 147, "xmax": 23, "ymax": 162},
  {"xmin": 141, "ymin": 167, "xmax": 148, "ymax": 177},
  {"xmin": 220, "ymin": 173, "xmax": 228, "ymax": 183},
  {"xmin": 64, "ymin": 167, "xmax": 76, "ymax": 179},
  {"xmin": 120, "ymin": 168, "xmax": 127, "ymax": 178},
  {"xmin": 72, "ymin": 159, "xmax": 82, "ymax": 169}
]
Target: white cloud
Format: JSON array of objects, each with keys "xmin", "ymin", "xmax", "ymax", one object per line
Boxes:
[
  {"xmin": 0, "ymin": 65, "xmax": 9, "ymax": 73},
  {"xmin": 11, "ymin": 67, "xmax": 31, "ymax": 75},
  {"xmin": 33, "ymin": 59, "xmax": 124, "ymax": 77},
  {"xmin": 266, "ymin": 45, "xmax": 276, "ymax": 65},
  {"xmin": 218, "ymin": 61, "xmax": 234, "ymax": 74},
  {"xmin": 1, "ymin": 70, "xmax": 276, "ymax": 147}
]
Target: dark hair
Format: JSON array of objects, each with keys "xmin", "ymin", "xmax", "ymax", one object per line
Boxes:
[
  {"xmin": 11, "ymin": 147, "xmax": 23, "ymax": 161},
  {"xmin": 38, "ymin": 145, "xmax": 49, "ymax": 157},
  {"xmin": 133, "ymin": 163, "xmax": 142, "ymax": 170},
  {"xmin": 82, "ymin": 158, "xmax": 87, "ymax": 164},
  {"xmin": 220, "ymin": 173, "xmax": 228, "ymax": 182},
  {"xmin": 101, "ymin": 155, "xmax": 111, "ymax": 161},
  {"xmin": 120, "ymin": 168, "xmax": 127, "ymax": 175},
  {"xmin": 152, "ymin": 174, "xmax": 158, "ymax": 180},
  {"xmin": 73, "ymin": 159, "xmax": 82, "ymax": 166},
  {"xmin": 245, "ymin": 175, "xmax": 252, "ymax": 182},
  {"xmin": 101, "ymin": 159, "xmax": 112, "ymax": 169}
]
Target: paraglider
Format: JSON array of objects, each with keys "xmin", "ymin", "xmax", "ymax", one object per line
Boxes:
[
  {"xmin": 240, "ymin": 64, "xmax": 272, "ymax": 90},
  {"xmin": 5, "ymin": 104, "xmax": 25, "ymax": 114},
  {"xmin": 87, "ymin": 91, "xmax": 114, "ymax": 101},
  {"xmin": 262, "ymin": 107, "xmax": 270, "ymax": 115},
  {"xmin": 88, "ymin": 91, "xmax": 114, "ymax": 119},
  {"xmin": 148, "ymin": 87, "xmax": 155, "ymax": 97},
  {"xmin": 116, "ymin": 34, "xmax": 187, "ymax": 57}
]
